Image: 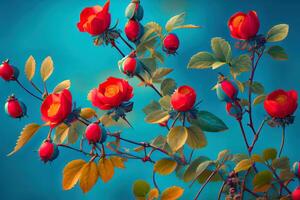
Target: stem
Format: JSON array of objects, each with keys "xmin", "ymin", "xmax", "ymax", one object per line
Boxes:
[
  {"xmin": 170, "ymin": 113, "xmax": 180, "ymax": 128},
  {"xmin": 119, "ymin": 34, "xmax": 134, "ymax": 50},
  {"xmin": 194, "ymin": 169, "xmax": 219, "ymax": 200},
  {"xmin": 238, "ymin": 119, "xmax": 250, "ymax": 154},
  {"xmin": 58, "ymin": 144, "xmax": 92, "ymax": 156},
  {"xmin": 112, "ymin": 42, "xmax": 126, "ymax": 57},
  {"xmin": 121, "ymin": 116, "xmax": 134, "ymax": 129},
  {"xmin": 267, "ymin": 164, "xmax": 292, "ymax": 194},
  {"xmin": 279, "ymin": 125, "xmax": 286, "ymax": 158},
  {"xmin": 152, "ymin": 172, "xmax": 160, "ymax": 192},
  {"xmin": 15, "ymin": 79, "xmax": 43, "ymax": 101},
  {"xmin": 43, "ymin": 82, "xmax": 48, "ymax": 95},
  {"xmin": 136, "ymin": 74, "xmax": 163, "ymax": 97},
  {"xmin": 217, "ymin": 182, "xmax": 226, "ymax": 200},
  {"xmin": 249, "ymin": 119, "xmax": 267, "ymax": 154},
  {"xmin": 30, "ymin": 81, "xmax": 43, "ymax": 94}
]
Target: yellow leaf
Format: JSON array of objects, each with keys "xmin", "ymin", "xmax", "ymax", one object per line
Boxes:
[
  {"xmin": 167, "ymin": 126, "xmax": 188, "ymax": 152},
  {"xmin": 79, "ymin": 162, "xmax": 99, "ymax": 193},
  {"xmin": 154, "ymin": 159, "xmax": 177, "ymax": 175},
  {"xmin": 53, "ymin": 80, "xmax": 71, "ymax": 93},
  {"xmin": 62, "ymin": 159, "xmax": 86, "ymax": 190},
  {"xmin": 67, "ymin": 122, "xmax": 82, "ymax": 144},
  {"xmin": 173, "ymin": 24, "xmax": 201, "ymax": 30},
  {"xmin": 100, "ymin": 115, "xmax": 119, "ymax": 127},
  {"xmin": 161, "ymin": 186, "xmax": 184, "ymax": 200},
  {"xmin": 54, "ymin": 123, "xmax": 69, "ymax": 144},
  {"xmin": 98, "ymin": 158, "xmax": 114, "ymax": 182},
  {"xmin": 165, "ymin": 13, "xmax": 185, "ymax": 33},
  {"xmin": 145, "ymin": 110, "xmax": 170, "ymax": 124},
  {"xmin": 8, "ymin": 123, "xmax": 41, "ymax": 156},
  {"xmin": 134, "ymin": 146, "xmax": 145, "ymax": 152},
  {"xmin": 40, "ymin": 56, "xmax": 54, "ymax": 81},
  {"xmin": 80, "ymin": 108, "xmax": 97, "ymax": 119},
  {"xmin": 110, "ymin": 156, "xmax": 125, "ymax": 169},
  {"xmin": 25, "ymin": 55, "xmax": 36, "ymax": 81},
  {"xmin": 234, "ymin": 159, "xmax": 253, "ymax": 173},
  {"xmin": 147, "ymin": 188, "xmax": 159, "ymax": 200}
]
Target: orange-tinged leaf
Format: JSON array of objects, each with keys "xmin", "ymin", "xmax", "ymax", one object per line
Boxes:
[
  {"xmin": 154, "ymin": 159, "xmax": 177, "ymax": 175},
  {"xmin": 25, "ymin": 55, "xmax": 36, "ymax": 81},
  {"xmin": 80, "ymin": 108, "xmax": 97, "ymax": 119},
  {"xmin": 167, "ymin": 126, "xmax": 188, "ymax": 152},
  {"xmin": 79, "ymin": 162, "xmax": 99, "ymax": 193},
  {"xmin": 147, "ymin": 188, "xmax": 159, "ymax": 200},
  {"xmin": 98, "ymin": 158, "xmax": 114, "ymax": 182},
  {"xmin": 54, "ymin": 123, "xmax": 69, "ymax": 144},
  {"xmin": 234, "ymin": 159, "xmax": 253, "ymax": 173},
  {"xmin": 110, "ymin": 156, "xmax": 125, "ymax": 169},
  {"xmin": 62, "ymin": 159, "xmax": 86, "ymax": 190},
  {"xmin": 8, "ymin": 123, "xmax": 41, "ymax": 156},
  {"xmin": 40, "ymin": 56, "xmax": 54, "ymax": 81},
  {"xmin": 53, "ymin": 80, "xmax": 71, "ymax": 93},
  {"xmin": 161, "ymin": 186, "xmax": 184, "ymax": 200}
]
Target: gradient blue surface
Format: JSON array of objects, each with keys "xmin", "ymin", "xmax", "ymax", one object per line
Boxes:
[{"xmin": 0, "ymin": 0, "xmax": 299, "ymax": 199}]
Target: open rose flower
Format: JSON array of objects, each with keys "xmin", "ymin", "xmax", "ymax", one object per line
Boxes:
[
  {"xmin": 264, "ymin": 89, "xmax": 298, "ymax": 119},
  {"xmin": 228, "ymin": 11, "xmax": 260, "ymax": 40},
  {"xmin": 89, "ymin": 77, "xmax": 133, "ymax": 110},
  {"xmin": 171, "ymin": 85, "xmax": 196, "ymax": 112},
  {"xmin": 41, "ymin": 89, "xmax": 73, "ymax": 128},
  {"xmin": 77, "ymin": 1, "xmax": 111, "ymax": 36}
]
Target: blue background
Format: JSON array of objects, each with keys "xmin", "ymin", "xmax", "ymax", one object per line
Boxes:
[{"xmin": 0, "ymin": 0, "xmax": 299, "ymax": 199}]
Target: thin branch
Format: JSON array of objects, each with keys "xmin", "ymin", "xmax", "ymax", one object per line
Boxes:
[
  {"xmin": 15, "ymin": 79, "xmax": 43, "ymax": 101},
  {"xmin": 279, "ymin": 125, "xmax": 286, "ymax": 158}
]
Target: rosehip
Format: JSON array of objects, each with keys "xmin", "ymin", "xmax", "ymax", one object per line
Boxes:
[
  {"xmin": 85, "ymin": 123, "xmax": 107, "ymax": 144},
  {"xmin": 216, "ymin": 78, "xmax": 239, "ymax": 103},
  {"xmin": 125, "ymin": 19, "xmax": 144, "ymax": 42},
  {"xmin": 5, "ymin": 95, "xmax": 27, "ymax": 118},
  {"xmin": 171, "ymin": 85, "xmax": 196, "ymax": 112},
  {"xmin": 38, "ymin": 141, "xmax": 59, "ymax": 163},
  {"xmin": 226, "ymin": 102, "xmax": 242, "ymax": 120},
  {"xmin": 163, "ymin": 33, "xmax": 180, "ymax": 55},
  {"xmin": 125, "ymin": 1, "xmax": 144, "ymax": 21},
  {"xmin": 0, "ymin": 59, "xmax": 19, "ymax": 81},
  {"xmin": 118, "ymin": 56, "xmax": 141, "ymax": 77},
  {"xmin": 293, "ymin": 162, "xmax": 300, "ymax": 178},
  {"xmin": 293, "ymin": 187, "xmax": 300, "ymax": 200}
]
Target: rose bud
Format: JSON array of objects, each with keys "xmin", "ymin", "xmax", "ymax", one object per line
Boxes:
[
  {"xmin": 0, "ymin": 59, "xmax": 19, "ymax": 81},
  {"xmin": 264, "ymin": 89, "xmax": 298, "ymax": 119},
  {"xmin": 125, "ymin": 1, "xmax": 144, "ymax": 21},
  {"xmin": 163, "ymin": 33, "xmax": 180, "ymax": 55},
  {"xmin": 89, "ymin": 77, "xmax": 134, "ymax": 110},
  {"xmin": 125, "ymin": 19, "xmax": 144, "ymax": 42},
  {"xmin": 77, "ymin": 1, "xmax": 111, "ymax": 36},
  {"xmin": 85, "ymin": 123, "xmax": 102, "ymax": 143},
  {"xmin": 216, "ymin": 78, "xmax": 239, "ymax": 103},
  {"xmin": 38, "ymin": 141, "xmax": 59, "ymax": 163},
  {"xmin": 293, "ymin": 187, "xmax": 300, "ymax": 200},
  {"xmin": 118, "ymin": 56, "xmax": 141, "ymax": 77},
  {"xmin": 41, "ymin": 89, "xmax": 73, "ymax": 128},
  {"xmin": 171, "ymin": 85, "xmax": 196, "ymax": 112},
  {"xmin": 228, "ymin": 11, "xmax": 260, "ymax": 40},
  {"xmin": 293, "ymin": 162, "xmax": 300, "ymax": 178},
  {"xmin": 5, "ymin": 95, "xmax": 27, "ymax": 118},
  {"xmin": 226, "ymin": 102, "xmax": 242, "ymax": 120}
]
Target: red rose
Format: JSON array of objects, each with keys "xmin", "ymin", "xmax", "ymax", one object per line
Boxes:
[
  {"xmin": 89, "ymin": 77, "xmax": 133, "ymax": 110},
  {"xmin": 264, "ymin": 89, "xmax": 298, "ymax": 118},
  {"xmin": 171, "ymin": 85, "xmax": 196, "ymax": 112},
  {"xmin": 228, "ymin": 11, "xmax": 260, "ymax": 40},
  {"xmin": 77, "ymin": 1, "xmax": 111, "ymax": 36},
  {"xmin": 41, "ymin": 89, "xmax": 73, "ymax": 128}
]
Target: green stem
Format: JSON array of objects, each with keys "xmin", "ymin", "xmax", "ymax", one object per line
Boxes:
[{"xmin": 279, "ymin": 125, "xmax": 286, "ymax": 158}]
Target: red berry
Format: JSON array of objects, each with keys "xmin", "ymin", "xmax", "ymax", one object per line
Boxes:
[
  {"xmin": 85, "ymin": 123, "xmax": 102, "ymax": 143},
  {"xmin": 5, "ymin": 95, "xmax": 26, "ymax": 118},
  {"xmin": 39, "ymin": 141, "xmax": 59, "ymax": 163},
  {"xmin": 171, "ymin": 85, "xmax": 196, "ymax": 112},
  {"xmin": 0, "ymin": 60, "xmax": 15, "ymax": 81},
  {"xmin": 125, "ymin": 19, "xmax": 143, "ymax": 42},
  {"xmin": 293, "ymin": 187, "xmax": 300, "ymax": 200},
  {"xmin": 123, "ymin": 57, "xmax": 137, "ymax": 74},
  {"xmin": 163, "ymin": 33, "xmax": 180, "ymax": 54}
]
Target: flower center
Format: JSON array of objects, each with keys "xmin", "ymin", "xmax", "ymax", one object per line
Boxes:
[
  {"xmin": 48, "ymin": 103, "xmax": 61, "ymax": 117},
  {"xmin": 275, "ymin": 94, "xmax": 287, "ymax": 104},
  {"xmin": 232, "ymin": 15, "xmax": 245, "ymax": 27},
  {"xmin": 105, "ymin": 85, "xmax": 119, "ymax": 97}
]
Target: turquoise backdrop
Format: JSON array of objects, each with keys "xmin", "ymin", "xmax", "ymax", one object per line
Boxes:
[{"xmin": 0, "ymin": 0, "xmax": 299, "ymax": 199}]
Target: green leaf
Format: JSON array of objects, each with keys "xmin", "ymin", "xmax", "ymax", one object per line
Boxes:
[
  {"xmin": 145, "ymin": 110, "xmax": 170, "ymax": 124},
  {"xmin": 234, "ymin": 159, "xmax": 253, "ymax": 173},
  {"xmin": 143, "ymin": 101, "xmax": 161, "ymax": 115},
  {"xmin": 230, "ymin": 54, "xmax": 252, "ymax": 77},
  {"xmin": 280, "ymin": 169, "xmax": 295, "ymax": 181},
  {"xmin": 272, "ymin": 157, "xmax": 290, "ymax": 169},
  {"xmin": 251, "ymin": 154, "xmax": 264, "ymax": 163},
  {"xmin": 235, "ymin": 80, "xmax": 245, "ymax": 93},
  {"xmin": 195, "ymin": 160, "xmax": 214, "ymax": 178},
  {"xmin": 187, "ymin": 52, "xmax": 216, "ymax": 69},
  {"xmin": 152, "ymin": 68, "xmax": 173, "ymax": 82},
  {"xmin": 186, "ymin": 126, "xmax": 207, "ymax": 149},
  {"xmin": 140, "ymin": 58, "xmax": 157, "ymax": 73},
  {"xmin": 231, "ymin": 154, "xmax": 249, "ymax": 164},
  {"xmin": 133, "ymin": 180, "xmax": 150, "ymax": 198},
  {"xmin": 211, "ymin": 37, "xmax": 232, "ymax": 62},
  {"xmin": 263, "ymin": 148, "xmax": 277, "ymax": 161},
  {"xmin": 154, "ymin": 158, "xmax": 177, "ymax": 175},
  {"xmin": 211, "ymin": 61, "xmax": 227, "ymax": 69},
  {"xmin": 183, "ymin": 156, "xmax": 209, "ymax": 182},
  {"xmin": 251, "ymin": 82, "xmax": 265, "ymax": 95},
  {"xmin": 144, "ymin": 22, "xmax": 163, "ymax": 38},
  {"xmin": 253, "ymin": 94, "xmax": 266, "ymax": 106},
  {"xmin": 161, "ymin": 78, "xmax": 177, "ymax": 96},
  {"xmin": 197, "ymin": 169, "xmax": 223, "ymax": 183},
  {"xmin": 253, "ymin": 170, "xmax": 273, "ymax": 193},
  {"xmin": 190, "ymin": 111, "xmax": 228, "ymax": 132},
  {"xmin": 165, "ymin": 12, "xmax": 185, "ymax": 32},
  {"xmin": 267, "ymin": 46, "xmax": 288, "ymax": 60},
  {"xmin": 217, "ymin": 149, "xmax": 230, "ymax": 162},
  {"xmin": 167, "ymin": 126, "xmax": 188, "ymax": 152},
  {"xmin": 159, "ymin": 95, "xmax": 171, "ymax": 111},
  {"xmin": 267, "ymin": 24, "xmax": 289, "ymax": 42}
]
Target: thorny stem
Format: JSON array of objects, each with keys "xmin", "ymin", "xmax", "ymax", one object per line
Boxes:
[
  {"xmin": 15, "ymin": 79, "xmax": 43, "ymax": 101},
  {"xmin": 279, "ymin": 125, "xmax": 285, "ymax": 158}
]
